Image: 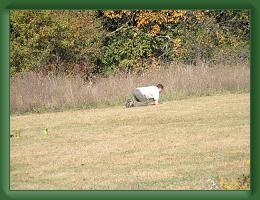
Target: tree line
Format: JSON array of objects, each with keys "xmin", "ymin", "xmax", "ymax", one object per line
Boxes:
[{"xmin": 10, "ymin": 10, "xmax": 250, "ymax": 77}]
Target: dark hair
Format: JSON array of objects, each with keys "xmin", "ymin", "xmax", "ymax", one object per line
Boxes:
[{"xmin": 156, "ymin": 83, "xmax": 164, "ymax": 90}]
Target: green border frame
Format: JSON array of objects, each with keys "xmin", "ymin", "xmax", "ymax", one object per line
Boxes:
[{"xmin": 0, "ymin": 0, "xmax": 259, "ymax": 199}]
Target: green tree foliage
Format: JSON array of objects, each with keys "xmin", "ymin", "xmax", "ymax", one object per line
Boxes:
[
  {"xmin": 10, "ymin": 10, "xmax": 249, "ymax": 77},
  {"xmin": 100, "ymin": 10, "xmax": 250, "ymax": 74},
  {"xmin": 10, "ymin": 10, "xmax": 105, "ymax": 76},
  {"xmin": 102, "ymin": 28, "xmax": 165, "ymax": 74}
]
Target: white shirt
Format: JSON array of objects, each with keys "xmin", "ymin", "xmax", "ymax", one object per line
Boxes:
[{"xmin": 136, "ymin": 86, "xmax": 160, "ymax": 101}]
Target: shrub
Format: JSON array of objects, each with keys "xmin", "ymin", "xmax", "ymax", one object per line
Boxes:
[{"xmin": 10, "ymin": 10, "xmax": 105, "ymax": 76}]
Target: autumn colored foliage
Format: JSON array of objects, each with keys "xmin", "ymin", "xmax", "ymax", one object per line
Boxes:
[
  {"xmin": 10, "ymin": 10, "xmax": 105, "ymax": 76},
  {"xmin": 10, "ymin": 10, "xmax": 249, "ymax": 76}
]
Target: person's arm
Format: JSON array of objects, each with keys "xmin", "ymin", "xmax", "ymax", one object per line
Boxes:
[
  {"xmin": 154, "ymin": 100, "xmax": 160, "ymax": 105},
  {"xmin": 153, "ymin": 90, "xmax": 160, "ymax": 105}
]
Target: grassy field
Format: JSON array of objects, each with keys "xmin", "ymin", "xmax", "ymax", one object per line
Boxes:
[{"xmin": 10, "ymin": 93, "xmax": 250, "ymax": 190}]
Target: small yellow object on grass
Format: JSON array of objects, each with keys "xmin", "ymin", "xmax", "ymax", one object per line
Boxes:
[
  {"xmin": 15, "ymin": 129, "xmax": 21, "ymax": 138},
  {"xmin": 44, "ymin": 128, "xmax": 49, "ymax": 136}
]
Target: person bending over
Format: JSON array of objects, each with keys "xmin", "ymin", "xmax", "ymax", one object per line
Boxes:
[{"xmin": 126, "ymin": 84, "xmax": 164, "ymax": 108}]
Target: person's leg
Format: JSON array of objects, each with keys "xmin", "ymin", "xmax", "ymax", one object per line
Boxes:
[{"xmin": 133, "ymin": 89, "xmax": 148, "ymax": 107}]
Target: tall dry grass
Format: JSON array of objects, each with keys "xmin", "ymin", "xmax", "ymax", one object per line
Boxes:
[{"xmin": 10, "ymin": 64, "xmax": 249, "ymax": 114}]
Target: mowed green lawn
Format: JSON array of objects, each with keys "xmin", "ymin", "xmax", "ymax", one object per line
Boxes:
[{"xmin": 10, "ymin": 93, "xmax": 250, "ymax": 190}]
